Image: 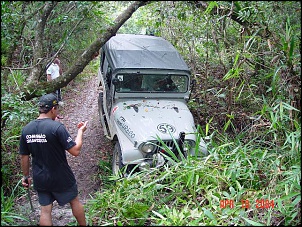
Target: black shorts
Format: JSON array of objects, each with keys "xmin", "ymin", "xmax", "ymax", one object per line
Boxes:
[{"xmin": 37, "ymin": 183, "xmax": 78, "ymax": 206}]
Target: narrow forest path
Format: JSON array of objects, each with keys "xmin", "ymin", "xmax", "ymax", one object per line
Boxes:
[{"xmin": 14, "ymin": 69, "xmax": 113, "ymax": 226}]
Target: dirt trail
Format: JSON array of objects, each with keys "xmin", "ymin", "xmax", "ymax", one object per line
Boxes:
[{"xmin": 14, "ymin": 72, "xmax": 113, "ymax": 226}]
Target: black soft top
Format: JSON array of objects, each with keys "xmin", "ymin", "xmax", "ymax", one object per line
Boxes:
[{"xmin": 103, "ymin": 34, "xmax": 190, "ymax": 73}]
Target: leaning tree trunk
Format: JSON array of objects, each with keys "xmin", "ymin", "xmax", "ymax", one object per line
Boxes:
[
  {"xmin": 26, "ymin": 1, "xmax": 57, "ymax": 84},
  {"xmin": 22, "ymin": 1, "xmax": 150, "ymax": 101}
]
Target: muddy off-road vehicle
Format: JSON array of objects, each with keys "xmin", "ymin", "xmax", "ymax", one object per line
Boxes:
[{"xmin": 97, "ymin": 34, "xmax": 208, "ymax": 175}]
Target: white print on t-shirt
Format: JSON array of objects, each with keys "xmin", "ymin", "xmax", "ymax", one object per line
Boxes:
[
  {"xmin": 26, "ymin": 134, "xmax": 47, "ymax": 143},
  {"xmin": 67, "ymin": 136, "xmax": 72, "ymax": 143}
]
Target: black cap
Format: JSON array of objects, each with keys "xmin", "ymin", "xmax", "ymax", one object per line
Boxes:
[{"xmin": 38, "ymin": 93, "xmax": 59, "ymax": 110}]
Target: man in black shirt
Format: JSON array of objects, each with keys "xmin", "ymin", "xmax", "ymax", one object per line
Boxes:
[{"xmin": 19, "ymin": 93, "xmax": 88, "ymax": 226}]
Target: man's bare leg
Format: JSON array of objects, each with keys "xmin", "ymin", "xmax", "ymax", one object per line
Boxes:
[
  {"xmin": 40, "ymin": 203, "xmax": 53, "ymax": 226},
  {"xmin": 70, "ymin": 196, "xmax": 86, "ymax": 226}
]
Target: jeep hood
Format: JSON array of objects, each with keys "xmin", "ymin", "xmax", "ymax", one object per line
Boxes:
[{"xmin": 112, "ymin": 99, "xmax": 197, "ymax": 143}]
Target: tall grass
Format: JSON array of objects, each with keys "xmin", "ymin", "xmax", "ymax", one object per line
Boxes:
[
  {"xmin": 1, "ymin": 180, "xmax": 30, "ymax": 226},
  {"xmin": 1, "ymin": 92, "xmax": 37, "ymax": 194},
  {"xmin": 86, "ymin": 102, "xmax": 301, "ymax": 226}
]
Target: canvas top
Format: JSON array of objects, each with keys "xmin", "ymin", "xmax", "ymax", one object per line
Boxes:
[{"xmin": 102, "ymin": 34, "xmax": 190, "ymax": 73}]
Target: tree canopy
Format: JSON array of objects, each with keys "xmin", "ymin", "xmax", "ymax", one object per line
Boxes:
[
  {"xmin": 1, "ymin": 1, "xmax": 300, "ymax": 102},
  {"xmin": 2, "ymin": 1, "xmax": 150, "ymax": 100}
]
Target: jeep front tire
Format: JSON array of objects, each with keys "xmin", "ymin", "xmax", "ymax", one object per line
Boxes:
[{"xmin": 112, "ymin": 141, "xmax": 123, "ymax": 175}]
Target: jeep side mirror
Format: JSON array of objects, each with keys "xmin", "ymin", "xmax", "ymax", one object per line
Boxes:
[
  {"xmin": 112, "ymin": 78, "xmax": 119, "ymax": 85},
  {"xmin": 191, "ymin": 79, "xmax": 196, "ymax": 87},
  {"xmin": 189, "ymin": 79, "xmax": 196, "ymax": 100}
]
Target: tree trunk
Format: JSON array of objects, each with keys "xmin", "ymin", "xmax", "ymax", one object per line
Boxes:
[
  {"xmin": 22, "ymin": 1, "xmax": 150, "ymax": 100},
  {"xmin": 26, "ymin": 2, "xmax": 58, "ymax": 84}
]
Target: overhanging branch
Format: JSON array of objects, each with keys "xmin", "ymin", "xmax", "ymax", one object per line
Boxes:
[{"xmin": 21, "ymin": 1, "xmax": 151, "ymax": 101}]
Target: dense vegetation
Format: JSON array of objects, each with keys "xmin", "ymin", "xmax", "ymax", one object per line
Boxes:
[{"xmin": 1, "ymin": 1, "xmax": 301, "ymax": 226}]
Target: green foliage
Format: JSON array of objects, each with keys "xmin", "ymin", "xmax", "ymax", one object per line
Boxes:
[
  {"xmin": 86, "ymin": 125, "xmax": 300, "ymax": 225},
  {"xmin": 1, "ymin": 181, "xmax": 30, "ymax": 226},
  {"xmin": 97, "ymin": 159, "xmax": 112, "ymax": 189},
  {"xmin": 3, "ymin": 71, "xmax": 27, "ymax": 93},
  {"xmin": 87, "ymin": 107, "xmax": 300, "ymax": 225},
  {"xmin": 282, "ymin": 16, "xmax": 298, "ymax": 67},
  {"xmin": 1, "ymin": 91, "xmax": 37, "ymax": 192},
  {"xmin": 1, "ymin": 1, "xmax": 116, "ymax": 70},
  {"xmin": 1, "ymin": 92, "xmax": 37, "ymax": 129},
  {"xmin": 1, "ymin": 2, "xmax": 23, "ymax": 53},
  {"xmin": 1, "ymin": 1, "xmax": 301, "ymax": 226}
]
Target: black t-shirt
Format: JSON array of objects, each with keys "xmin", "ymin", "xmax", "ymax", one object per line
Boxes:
[{"xmin": 19, "ymin": 118, "xmax": 77, "ymax": 191}]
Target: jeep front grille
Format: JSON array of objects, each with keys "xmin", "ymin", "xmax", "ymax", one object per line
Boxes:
[{"xmin": 153, "ymin": 140, "xmax": 177, "ymax": 153}]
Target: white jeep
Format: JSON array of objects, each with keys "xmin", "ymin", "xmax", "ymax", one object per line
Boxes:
[{"xmin": 97, "ymin": 34, "xmax": 208, "ymax": 175}]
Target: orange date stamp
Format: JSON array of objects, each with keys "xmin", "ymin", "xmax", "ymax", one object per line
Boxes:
[{"xmin": 220, "ymin": 199, "xmax": 275, "ymax": 209}]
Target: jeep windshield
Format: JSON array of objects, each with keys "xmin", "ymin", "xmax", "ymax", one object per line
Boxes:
[{"xmin": 114, "ymin": 74, "xmax": 188, "ymax": 93}]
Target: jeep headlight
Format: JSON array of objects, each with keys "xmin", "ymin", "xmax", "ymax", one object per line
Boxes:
[
  {"xmin": 183, "ymin": 140, "xmax": 195, "ymax": 151},
  {"xmin": 139, "ymin": 142, "xmax": 156, "ymax": 153}
]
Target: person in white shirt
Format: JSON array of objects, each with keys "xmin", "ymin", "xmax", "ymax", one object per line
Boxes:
[
  {"xmin": 47, "ymin": 56, "xmax": 64, "ymax": 119},
  {"xmin": 47, "ymin": 59, "xmax": 60, "ymax": 80}
]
